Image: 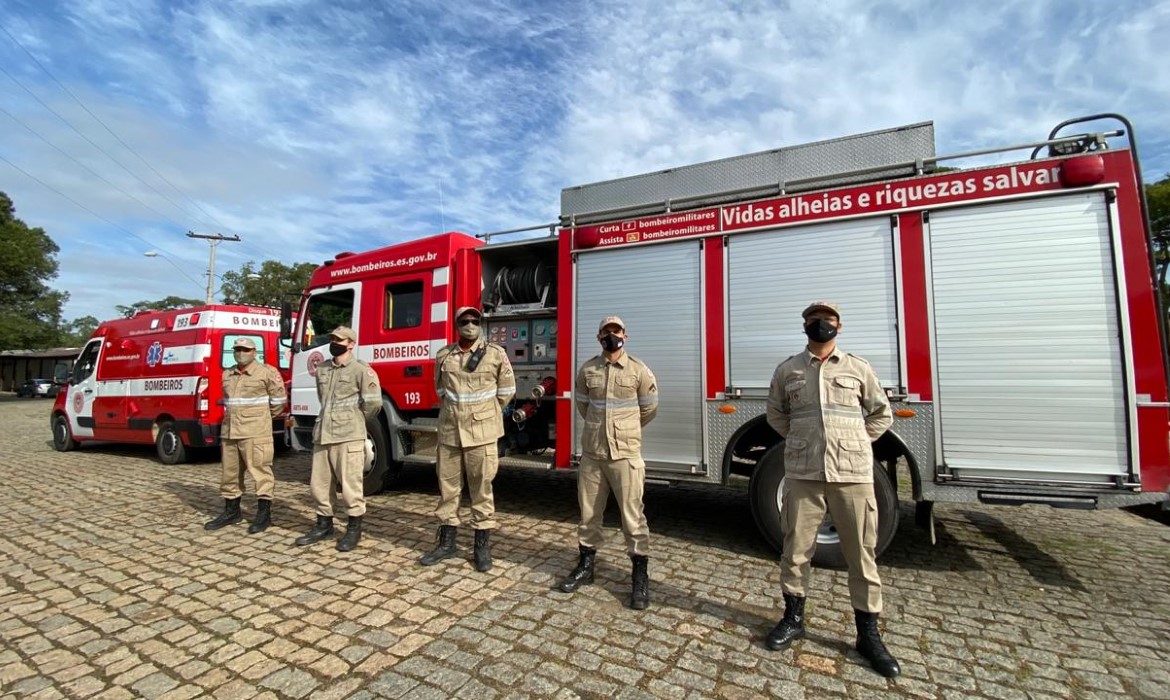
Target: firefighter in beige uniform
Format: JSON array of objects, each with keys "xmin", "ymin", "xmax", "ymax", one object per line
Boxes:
[
  {"xmin": 418, "ymin": 306, "xmax": 515, "ymax": 572},
  {"xmin": 764, "ymin": 301, "xmax": 900, "ymax": 678},
  {"xmin": 558, "ymin": 316, "xmax": 658, "ymax": 610},
  {"xmin": 294, "ymin": 327, "xmax": 382, "ymax": 552},
  {"xmin": 204, "ymin": 337, "xmax": 286, "ymax": 534}
]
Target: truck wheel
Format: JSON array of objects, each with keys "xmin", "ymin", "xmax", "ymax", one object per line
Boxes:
[
  {"xmin": 52, "ymin": 415, "xmax": 78, "ymax": 452},
  {"xmin": 748, "ymin": 443, "xmax": 900, "ymax": 568},
  {"xmin": 363, "ymin": 419, "xmax": 390, "ymax": 496},
  {"xmin": 156, "ymin": 421, "xmax": 188, "ymax": 465}
]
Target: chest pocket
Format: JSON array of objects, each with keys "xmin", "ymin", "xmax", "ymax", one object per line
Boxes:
[
  {"xmin": 614, "ymin": 373, "xmax": 638, "ymax": 400},
  {"xmin": 828, "ymin": 375, "xmax": 861, "ymax": 406},
  {"xmin": 785, "ymin": 379, "xmax": 808, "ymax": 407}
]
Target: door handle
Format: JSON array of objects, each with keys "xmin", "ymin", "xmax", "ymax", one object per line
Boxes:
[
  {"xmin": 84, "ymin": 389, "xmax": 93, "ymax": 395},
  {"xmin": 404, "ymin": 365, "xmax": 423, "ymax": 377}
]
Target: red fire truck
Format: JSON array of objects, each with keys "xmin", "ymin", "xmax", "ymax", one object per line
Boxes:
[
  {"xmin": 51, "ymin": 305, "xmax": 291, "ymax": 464},
  {"xmin": 284, "ymin": 114, "xmax": 1168, "ymax": 565}
]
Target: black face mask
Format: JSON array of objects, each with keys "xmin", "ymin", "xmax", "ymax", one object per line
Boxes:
[
  {"xmin": 329, "ymin": 342, "xmax": 348, "ymax": 357},
  {"xmin": 804, "ymin": 319, "xmax": 838, "ymax": 344},
  {"xmin": 600, "ymin": 333, "xmax": 625, "ymax": 352}
]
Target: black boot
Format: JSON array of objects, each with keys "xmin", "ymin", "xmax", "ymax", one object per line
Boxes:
[
  {"xmin": 765, "ymin": 593, "xmax": 806, "ymax": 651},
  {"xmin": 473, "ymin": 529, "xmax": 493, "ymax": 572},
  {"xmin": 557, "ymin": 546, "xmax": 597, "ymax": 593},
  {"xmin": 336, "ymin": 516, "xmax": 363, "ymax": 552},
  {"xmin": 294, "ymin": 515, "xmax": 334, "ymax": 546},
  {"xmin": 418, "ymin": 525, "xmax": 458, "ymax": 566},
  {"xmin": 247, "ymin": 499, "xmax": 272, "ymax": 534},
  {"xmin": 854, "ymin": 609, "xmax": 901, "ymax": 678},
  {"xmin": 204, "ymin": 498, "xmax": 242, "ymax": 531},
  {"xmin": 629, "ymin": 555, "xmax": 650, "ymax": 610}
]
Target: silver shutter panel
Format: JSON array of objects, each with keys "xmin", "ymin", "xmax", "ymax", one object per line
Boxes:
[
  {"xmin": 727, "ymin": 218, "xmax": 899, "ymax": 390},
  {"xmin": 574, "ymin": 241, "xmax": 703, "ymax": 472},
  {"xmin": 928, "ymin": 193, "xmax": 1128, "ymax": 483}
]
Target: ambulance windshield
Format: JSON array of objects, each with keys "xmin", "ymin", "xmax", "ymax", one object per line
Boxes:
[{"xmin": 302, "ymin": 289, "xmax": 354, "ymax": 349}]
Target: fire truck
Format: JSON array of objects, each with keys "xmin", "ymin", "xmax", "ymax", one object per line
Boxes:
[
  {"xmin": 284, "ymin": 113, "xmax": 1169, "ymax": 565},
  {"xmin": 51, "ymin": 305, "xmax": 291, "ymax": 465}
]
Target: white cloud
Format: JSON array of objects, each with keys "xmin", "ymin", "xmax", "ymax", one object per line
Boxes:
[{"xmin": 0, "ymin": 0, "xmax": 1166, "ymax": 325}]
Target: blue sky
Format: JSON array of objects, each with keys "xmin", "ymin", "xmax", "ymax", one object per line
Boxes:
[{"xmin": 1, "ymin": 0, "xmax": 1168, "ymax": 323}]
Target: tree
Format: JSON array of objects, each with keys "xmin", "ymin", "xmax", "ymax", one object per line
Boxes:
[
  {"xmin": 115, "ymin": 296, "xmax": 204, "ymax": 318},
  {"xmin": 220, "ymin": 260, "xmax": 315, "ymax": 307},
  {"xmin": 58, "ymin": 315, "xmax": 100, "ymax": 346},
  {"xmin": 0, "ymin": 192, "xmax": 69, "ymax": 350},
  {"xmin": 1147, "ymin": 173, "xmax": 1170, "ymax": 296}
]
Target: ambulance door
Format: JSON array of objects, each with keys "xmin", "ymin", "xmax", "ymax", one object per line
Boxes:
[{"xmin": 64, "ymin": 339, "xmax": 102, "ymax": 438}]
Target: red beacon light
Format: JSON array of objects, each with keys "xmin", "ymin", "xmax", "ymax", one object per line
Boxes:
[{"xmin": 1060, "ymin": 154, "xmax": 1106, "ymax": 187}]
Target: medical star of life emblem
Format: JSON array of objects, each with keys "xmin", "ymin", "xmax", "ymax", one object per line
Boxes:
[{"xmin": 146, "ymin": 341, "xmax": 163, "ymax": 367}]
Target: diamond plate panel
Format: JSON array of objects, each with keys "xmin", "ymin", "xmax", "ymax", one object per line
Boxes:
[
  {"xmin": 705, "ymin": 399, "xmax": 935, "ymax": 484},
  {"xmin": 561, "ymin": 123, "xmax": 935, "ymax": 219}
]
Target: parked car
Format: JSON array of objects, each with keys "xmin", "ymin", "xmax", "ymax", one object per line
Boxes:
[{"xmin": 17, "ymin": 378, "xmax": 58, "ymax": 398}]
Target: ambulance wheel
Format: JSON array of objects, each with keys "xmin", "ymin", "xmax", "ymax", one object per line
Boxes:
[
  {"xmin": 155, "ymin": 422, "xmax": 188, "ymax": 465},
  {"xmin": 363, "ymin": 419, "xmax": 390, "ymax": 496},
  {"xmin": 52, "ymin": 415, "xmax": 78, "ymax": 452},
  {"xmin": 748, "ymin": 443, "xmax": 900, "ymax": 569}
]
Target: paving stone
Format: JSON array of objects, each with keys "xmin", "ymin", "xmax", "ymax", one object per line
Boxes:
[{"xmin": 0, "ymin": 397, "xmax": 1166, "ymax": 699}]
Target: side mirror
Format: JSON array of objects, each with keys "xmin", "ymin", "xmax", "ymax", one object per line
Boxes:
[{"xmin": 279, "ymin": 300, "xmax": 293, "ymax": 340}]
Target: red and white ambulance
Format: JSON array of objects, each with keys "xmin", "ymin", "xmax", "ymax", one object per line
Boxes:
[
  {"xmin": 51, "ymin": 305, "xmax": 290, "ymax": 464},
  {"xmin": 284, "ymin": 113, "xmax": 1169, "ymax": 564}
]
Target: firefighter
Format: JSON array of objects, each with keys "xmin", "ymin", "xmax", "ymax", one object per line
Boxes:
[
  {"xmin": 764, "ymin": 301, "xmax": 899, "ymax": 677},
  {"xmin": 557, "ymin": 316, "xmax": 658, "ymax": 610},
  {"xmin": 418, "ymin": 306, "xmax": 515, "ymax": 572},
  {"xmin": 294, "ymin": 327, "xmax": 383, "ymax": 552},
  {"xmin": 204, "ymin": 337, "xmax": 286, "ymax": 533}
]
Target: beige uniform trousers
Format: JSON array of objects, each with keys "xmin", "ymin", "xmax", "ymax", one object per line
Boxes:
[
  {"xmin": 435, "ymin": 443, "xmax": 498, "ymax": 529},
  {"xmin": 310, "ymin": 441, "xmax": 366, "ymax": 518},
  {"xmin": 779, "ymin": 478, "xmax": 882, "ymax": 612},
  {"xmin": 577, "ymin": 456, "xmax": 650, "ymax": 556},
  {"xmin": 220, "ymin": 437, "xmax": 275, "ymax": 500}
]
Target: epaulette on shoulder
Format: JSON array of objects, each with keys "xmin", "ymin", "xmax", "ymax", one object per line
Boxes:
[{"xmin": 846, "ymin": 353, "xmax": 871, "ymax": 365}]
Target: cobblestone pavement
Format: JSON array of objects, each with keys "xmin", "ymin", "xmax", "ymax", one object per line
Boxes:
[{"xmin": 2, "ymin": 395, "xmax": 1169, "ymax": 700}]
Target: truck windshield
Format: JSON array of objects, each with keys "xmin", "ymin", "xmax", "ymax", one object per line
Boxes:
[{"xmin": 302, "ymin": 289, "xmax": 355, "ymax": 349}]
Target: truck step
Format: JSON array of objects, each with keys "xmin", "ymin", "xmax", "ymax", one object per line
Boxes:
[{"xmin": 977, "ymin": 490, "xmax": 1098, "ymax": 510}]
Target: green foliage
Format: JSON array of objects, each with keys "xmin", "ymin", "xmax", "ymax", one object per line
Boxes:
[
  {"xmin": 1147, "ymin": 173, "xmax": 1170, "ymax": 294},
  {"xmin": 115, "ymin": 296, "xmax": 204, "ymax": 318},
  {"xmin": 59, "ymin": 315, "xmax": 100, "ymax": 346},
  {"xmin": 0, "ymin": 192, "xmax": 69, "ymax": 350},
  {"xmin": 220, "ymin": 260, "xmax": 315, "ymax": 307}
]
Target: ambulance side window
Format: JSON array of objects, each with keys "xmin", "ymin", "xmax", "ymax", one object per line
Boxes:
[
  {"xmin": 384, "ymin": 281, "xmax": 423, "ymax": 330},
  {"xmin": 222, "ymin": 335, "xmax": 265, "ymax": 368},
  {"xmin": 73, "ymin": 341, "xmax": 100, "ymax": 383},
  {"xmin": 303, "ymin": 289, "xmax": 355, "ymax": 349}
]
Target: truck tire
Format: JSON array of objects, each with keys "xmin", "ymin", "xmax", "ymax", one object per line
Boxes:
[
  {"xmin": 363, "ymin": 418, "xmax": 390, "ymax": 496},
  {"xmin": 52, "ymin": 414, "xmax": 78, "ymax": 452},
  {"xmin": 155, "ymin": 421, "xmax": 188, "ymax": 465},
  {"xmin": 748, "ymin": 443, "xmax": 900, "ymax": 568}
]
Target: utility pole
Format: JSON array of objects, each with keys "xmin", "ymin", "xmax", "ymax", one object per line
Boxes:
[{"xmin": 187, "ymin": 231, "xmax": 241, "ymax": 304}]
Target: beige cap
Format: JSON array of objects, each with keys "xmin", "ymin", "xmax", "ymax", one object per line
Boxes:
[
  {"xmin": 801, "ymin": 301, "xmax": 841, "ymax": 320},
  {"xmin": 454, "ymin": 306, "xmax": 482, "ymax": 320},
  {"xmin": 232, "ymin": 337, "xmax": 256, "ymax": 350},
  {"xmin": 329, "ymin": 326, "xmax": 357, "ymax": 342},
  {"xmin": 598, "ymin": 315, "xmax": 626, "ymax": 333}
]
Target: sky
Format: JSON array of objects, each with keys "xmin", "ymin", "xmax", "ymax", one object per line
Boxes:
[{"xmin": 1, "ymin": 0, "xmax": 1168, "ymax": 324}]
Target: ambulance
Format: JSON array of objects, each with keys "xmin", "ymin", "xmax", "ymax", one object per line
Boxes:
[
  {"xmin": 51, "ymin": 305, "xmax": 291, "ymax": 464},
  {"xmin": 284, "ymin": 113, "xmax": 1169, "ymax": 565}
]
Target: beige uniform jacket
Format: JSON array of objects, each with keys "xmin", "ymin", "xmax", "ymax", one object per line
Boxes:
[
  {"xmin": 221, "ymin": 361, "xmax": 286, "ymax": 440},
  {"xmin": 575, "ymin": 352, "xmax": 659, "ymax": 467},
  {"xmin": 435, "ymin": 338, "xmax": 516, "ymax": 448},
  {"xmin": 766, "ymin": 346, "xmax": 892, "ymax": 483},
  {"xmin": 313, "ymin": 357, "xmax": 382, "ymax": 444}
]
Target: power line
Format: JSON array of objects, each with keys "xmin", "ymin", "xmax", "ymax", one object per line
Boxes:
[
  {"xmin": 0, "ymin": 153, "xmax": 206, "ymax": 293},
  {"xmin": 0, "ymin": 22, "xmax": 234, "ymax": 236},
  {"xmin": 0, "ymin": 104, "xmax": 201, "ymax": 233}
]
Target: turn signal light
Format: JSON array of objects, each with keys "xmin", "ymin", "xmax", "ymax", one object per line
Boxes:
[
  {"xmin": 718, "ymin": 404, "xmax": 737, "ymax": 414},
  {"xmin": 894, "ymin": 409, "xmax": 916, "ymax": 418}
]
